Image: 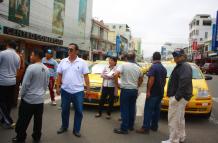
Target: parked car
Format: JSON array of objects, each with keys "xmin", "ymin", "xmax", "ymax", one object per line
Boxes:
[
  {"xmin": 202, "ymin": 63, "xmax": 218, "ymax": 74},
  {"xmin": 84, "ymin": 61, "xmax": 147, "ymax": 107},
  {"xmin": 161, "ymin": 62, "xmax": 213, "ymax": 119}
]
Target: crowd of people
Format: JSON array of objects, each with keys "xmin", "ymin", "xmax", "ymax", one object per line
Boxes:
[{"xmin": 0, "ymin": 40, "xmax": 193, "ymax": 143}]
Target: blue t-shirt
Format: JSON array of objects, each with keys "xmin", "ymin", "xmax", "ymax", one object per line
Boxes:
[{"xmin": 147, "ymin": 62, "xmax": 167, "ymax": 97}]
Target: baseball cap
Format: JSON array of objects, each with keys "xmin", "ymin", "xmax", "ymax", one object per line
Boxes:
[
  {"xmin": 46, "ymin": 49, "xmax": 53, "ymax": 54},
  {"xmin": 172, "ymin": 48, "xmax": 185, "ymax": 58}
]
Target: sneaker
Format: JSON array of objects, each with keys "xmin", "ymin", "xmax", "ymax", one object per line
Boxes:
[
  {"xmin": 11, "ymin": 123, "xmax": 16, "ymax": 129},
  {"xmin": 51, "ymin": 101, "xmax": 57, "ymax": 106},
  {"xmin": 106, "ymin": 115, "xmax": 111, "ymax": 120},
  {"xmin": 161, "ymin": 140, "xmax": 171, "ymax": 143},
  {"xmin": 95, "ymin": 113, "xmax": 102, "ymax": 118}
]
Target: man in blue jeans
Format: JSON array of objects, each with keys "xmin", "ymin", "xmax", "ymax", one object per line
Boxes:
[
  {"xmin": 136, "ymin": 52, "xmax": 167, "ymax": 134},
  {"xmin": 56, "ymin": 43, "xmax": 90, "ymax": 137},
  {"xmin": 114, "ymin": 52, "xmax": 144, "ymax": 134}
]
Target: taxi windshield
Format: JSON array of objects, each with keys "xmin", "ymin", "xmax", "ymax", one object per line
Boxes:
[
  {"xmin": 163, "ymin": 64, "xmax": 203, "ymax": 79},
  {"xmin": 89, "ymin": 63, "xmax": 122, "ymax": 74}
]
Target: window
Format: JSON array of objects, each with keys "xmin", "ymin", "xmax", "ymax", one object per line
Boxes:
[
  {"xmin": 205, "ymin": 32, "xmax": 208, "ymax": 39},
  {"xmin": 200, "ymin": 38, "xmax": 203, "ymax": 41},
  {"xmin": 113, "ymin": 25, "xmax": 116, "ymax": 29},
  {"xmin": 196, "ymin": 30, "xmax": 199, "ymax": 35},
  {"xmin": 203, "ymin": 20, "xmax": 212, "ymax": 26},
  {"xmin": 200, "ymin": 15, "xmax": 209, "ymax": 18},
  {"xmin": 196, "ymin": 20, "xmax": 200, "ymax": 25},
  {"xmin": 119, "ymin": 25, "xmax": 122, "ymax": 29}
]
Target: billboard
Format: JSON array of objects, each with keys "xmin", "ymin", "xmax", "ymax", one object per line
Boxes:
[
  {"xmin": 212, "ymin": 11, "xmax": 218, "ymax": 51},
  {"xmin": 8, "ymin": 0, "xmax": 30, "ymax": 26},
  {"xmin": 78, "ymin": 0, "xmax": 87, "ymax": 39},
  {"xmin": 52, "ymin": 0, "xmax": 65, "ymax": 35}
]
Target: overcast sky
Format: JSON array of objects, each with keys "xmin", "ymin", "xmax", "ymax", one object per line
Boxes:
[{"xmin": 93, "ymin": 0, "xmax": 218, "ymax": 57}]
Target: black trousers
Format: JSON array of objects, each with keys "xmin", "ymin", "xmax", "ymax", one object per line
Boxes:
[
  {"xmin": 15, "ymin": 99, "xmax": 44, "ymax": 141},
  {"xmin": 0, "ymin": 85, "xmax": 16, "ymax": 124},
  {"xmin": 98, "ymin": 87, "xmax": 115, "ymax": 115}
]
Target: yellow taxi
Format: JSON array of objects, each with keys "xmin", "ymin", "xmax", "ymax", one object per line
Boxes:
[
  {"xmin": 161, "ymin": 62, "xmax": 213, "ymax": 118},
  {"xmin": 84, "ymin": 61, "xmax": 126, "ymax": 106},
  {"xmin": 138, "ymin": 62, "xmax": 151, "ymax": 74},
  {"xmin": 84, "ymin": 60, "xmax": 151, "ymax": 106}
]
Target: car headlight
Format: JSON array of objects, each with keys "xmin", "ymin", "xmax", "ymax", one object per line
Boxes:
[{"xmin": 197, "ymin": 89, "xmax": 209, "ymax": 98}]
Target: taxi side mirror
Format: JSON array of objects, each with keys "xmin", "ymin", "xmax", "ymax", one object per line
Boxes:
[{"xmin": 205, "ymin": 76, "xmax": 212, "ymax": 80}]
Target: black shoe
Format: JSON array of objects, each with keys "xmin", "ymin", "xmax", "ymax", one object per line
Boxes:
[
  {"xmin": 12, "ymin": 137, "xmax": 25, "ymax": 143},
  {"xmin": 150, "ymin": 127, "xmax": 158, "ymax": 132},
  {"xmin": 113, "ymin": 128, "xmax": 128, "ymax": 134},
  {"xmin": 129, "ymin": 128, "xmax": 134, "ymax": 131},
  {"xmin": 57, "ymin": 127, "xmax": 68, "ymax": 134},
  {"xmin": 73, "ymin": 131, "xmax": 81, "ymax": 137},
  {"xmin": 32, "ymin": 135, "xmax": 40, "ymax": 143}
]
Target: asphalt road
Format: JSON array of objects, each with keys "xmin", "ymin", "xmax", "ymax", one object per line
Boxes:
[{"xmin": 0, "ymin": 76, "xmax": 218, "ymax": 143}]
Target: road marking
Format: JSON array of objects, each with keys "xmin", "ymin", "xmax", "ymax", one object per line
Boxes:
[{"xmin": 212, "ymin": 97, "xmax": 218, "ymax": 103}]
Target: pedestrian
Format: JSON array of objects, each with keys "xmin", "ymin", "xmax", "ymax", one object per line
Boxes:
[
  {"xmin": 136, "ymin": 52, "xmax": 167, "ymax": 134},
  {"xmin": 42, "ymin": 49, "xmax": 58, "ymax": 106},
  {"xmin": 95, "ymin": 56, "xmax": 118, "ymax": 119},
  {"xmin": 113, "ymin": 52, "xmax": 144, "ymax": 134},
  {"xmin": 14, "ymin": 49, "xmax": 25, "ymax": 107},
  {"xmin": 0, "ymin": 40, "xmax": 20, "ymax": 129},
  {"xmin": 12, "ymin": 49, "xmax": 49, "ymax": 143},
  {"xmin": 56, "ymin": 43, "xmax": 90, "ymax": 137},
  {"xmin": 162, "ymin": 49, "xmax": 193, "ymax": 143}
]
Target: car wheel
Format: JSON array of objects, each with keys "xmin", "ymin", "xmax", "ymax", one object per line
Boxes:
[{"xmin": 203, "ymin": 111, "xmax": 212, "ymax": 119}]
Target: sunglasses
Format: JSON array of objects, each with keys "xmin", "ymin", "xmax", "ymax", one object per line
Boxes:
[{"xmin": 68, "ymin": 48, "xmax": 76, "ymax": 52}]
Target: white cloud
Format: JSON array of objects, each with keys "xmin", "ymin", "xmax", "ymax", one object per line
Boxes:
[{"xmin": 93, "ymin": 0, "xmax": 218, "ymax": 57}]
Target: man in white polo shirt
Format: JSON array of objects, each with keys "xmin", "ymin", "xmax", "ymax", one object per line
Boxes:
[{"xmin": 56, "ymin": 43, "xmax": 90, "ymax": 137}]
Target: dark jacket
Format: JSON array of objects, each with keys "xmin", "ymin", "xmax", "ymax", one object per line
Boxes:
[{"xmin": 167, "ymin": 61, "xmax": 193, "ymax": 101}]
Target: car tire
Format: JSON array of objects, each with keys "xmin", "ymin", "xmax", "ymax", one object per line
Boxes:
[{"xmin": 203, "ymin": 111, "xmax": 212, "ymax": 119}]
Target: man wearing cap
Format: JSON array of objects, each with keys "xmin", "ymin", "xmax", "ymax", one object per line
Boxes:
[
  {"xmin": 42, "ymin": 49, "xmax": 58, "ymax": 106},
  {"xmin": 162, "ymin": 49, "xmax": 193, "ymax": 143}
]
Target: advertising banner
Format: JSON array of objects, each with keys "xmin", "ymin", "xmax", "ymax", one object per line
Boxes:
[
  {"xmin": 8, "ymin": 0, "xmax": 30, "ymax": 26},
  {"xmin": 52, "ymin": 0, "xmax": 65, "ymax": 35},
  {"xmin": 78, "ymin": 0, "xmax": 87, "ymax": 39}
]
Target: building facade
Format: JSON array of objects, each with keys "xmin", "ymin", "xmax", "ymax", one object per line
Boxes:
[
  {"xmin": 0, "ymin": 0, "xmax": 93, "ymax": 60},
  {"xmin": 189, "ymin": 14, "xmax": 213, "ymax": 60},
  {"xmin": 132, "ymin": 38, "xmax": 142, "ymax": 61},
  {"xmin": 161, "ymin": 42, "xmax": 188, "ymax": 60},
  {"xmin": 90, "ymin": 19, "xmax": 115, "ymax": 61},
  {"xmin": 106, "ymin": 23, "xmax": 132, "ymax": 53}
]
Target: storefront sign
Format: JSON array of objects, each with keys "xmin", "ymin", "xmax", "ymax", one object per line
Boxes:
[{"xmin": 3, "ymin": 26, "xmax": 63, "ymax": 45}]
